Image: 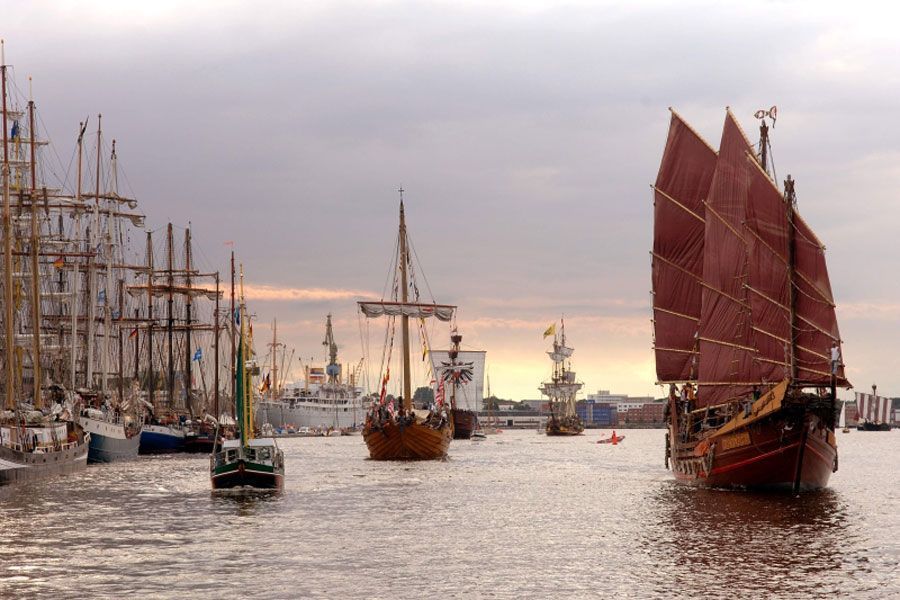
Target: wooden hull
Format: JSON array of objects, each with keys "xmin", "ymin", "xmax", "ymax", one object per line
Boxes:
[
  {"xmin": 856, "ymin": 422, "xmax": 891, "ymax": 431},
  {"xmin": 363, "ymin": 417, "xmax": 452, "ymax": 460},
  {"xmin": 546, "ymin": 415, "xmax": 584, "ymax": 436},
  {"xmin": 669, "ymin": 407, "xmax": 837, "ymax": 491},
  {"xmin": 451, "ymin": 409, "xmax": 477, "ymax": 440}
]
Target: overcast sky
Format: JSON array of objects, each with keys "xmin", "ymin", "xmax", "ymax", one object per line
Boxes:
[{"xmin": 4, "ymin": 0, "xmax": 899, "ymax": 400}]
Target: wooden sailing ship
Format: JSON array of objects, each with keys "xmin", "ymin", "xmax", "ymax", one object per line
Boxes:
[
  {"xmin": 429, "ymin": 332, "xmax": 485, "ymax": 440},
  {"xmin": 359, "ymin": 193, "xmax": 453, "ymax": 460},
  {"xmin": 1, "ymin": 45, "xmax": 93, "ymax": 482},
  {"xmin": 652, "ymin": 107, "xmax": 849, "ymax": 491},
  {"xmin": 210, "ymin": 265, "xmax": 284, "ymax": 490},
  {"xmin": 854, "ymin": 386, "xmax": 891, "ymax": 431},
  {"xmin": 540, "ymin": 319, "xmax": 584, "ymax": 436}
]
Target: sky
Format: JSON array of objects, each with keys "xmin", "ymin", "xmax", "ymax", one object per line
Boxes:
[{"xmin": 3, "ymin": 0, "xmax": 899, "ymax": 400}]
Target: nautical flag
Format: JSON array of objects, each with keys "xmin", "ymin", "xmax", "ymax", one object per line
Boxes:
[
  {"xmin": 233, "ymin": 308, "xmax": 240, "ymax": 325},
  {"xmin": 129, "ymin": 328, "xmax": 138, "ymax": 339},
  {"xmin": 543, "ymin": 323, "xmax": 556, "ymax": 338},
  {"xmin": 260, "ymin": 373, "xmax": 271, "ymax": 392},
  {"xmin": 435, "ymin": 378, "xmax": 445, "ymax": 407},
  {"xmin": 97, "ymin": 289, "xmax": 107, "ymax": 305},
  {"xmin": 10, "ymin": 120, "xmax": 20, "ymax": 140},
  {"xmin": 192, "ymin": 348, "xmax": 202, "ymax": 362},
  {"xmin": 387, "ymin": 400, "xmax": 395, "ymax": 416},
  {"xmin": 53, "ymin": 256, "xmax": 65, "ymax": 268}
]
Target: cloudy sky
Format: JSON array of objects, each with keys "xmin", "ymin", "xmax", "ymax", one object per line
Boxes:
[{"xmin": 4, "ymin": 0, "xmax": 899, "ymax": 400}]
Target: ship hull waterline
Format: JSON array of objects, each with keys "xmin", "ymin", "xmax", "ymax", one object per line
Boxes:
[
  {"xmin": 0, "ymin": 427, "xmax": 90, "ymax": 485},
  {"xmin": 363, "ymin": 418, "xmax": 453, "ymax": 460},
  {"xmin": 86, "ymin": 428, "xmax": 142, "ymax": 464},
  {"xmin": 210, "ymin": 459, "xmax": 284, "ymax": 491},
  {"xmin": 669, "ymin": 412, "xmax": 837, "ymax": 491},
  {"xmin": 140, "ymin": 424, "xmax": 187, "ymax": 454},
  {"xmin": 451, "ymin": 409, "xmax": 477, "ymax": 440}
]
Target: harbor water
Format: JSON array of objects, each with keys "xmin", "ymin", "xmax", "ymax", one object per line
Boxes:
[{"xmin": 1, "ymin": 429, "xmax": 898, "ymax": 598}]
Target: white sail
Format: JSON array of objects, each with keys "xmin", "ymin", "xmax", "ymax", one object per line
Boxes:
[
  {"xmin": 358, "ymin": 301, "xmax": 455, "ymax": 322},
  {"xmin": 429, "ymin": 350, "xmax": 485, "ymax": 412},
  {"xmin": 839, "ymin": 401, "xmax": 846, "ymax": 429}
]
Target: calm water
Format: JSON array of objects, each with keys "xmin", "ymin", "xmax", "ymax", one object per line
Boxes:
[{"xmin": 1, "ymin": 429, "xmax": 898, "ymax": 598}]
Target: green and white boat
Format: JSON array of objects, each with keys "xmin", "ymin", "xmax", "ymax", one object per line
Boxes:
[{"xmin": 210, "ymin": 267, "xmax": 284, "ymax": 491}]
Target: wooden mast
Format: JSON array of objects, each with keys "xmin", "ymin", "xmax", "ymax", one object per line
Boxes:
[
  {"xmin": 117, "ymin": 279, "xmax": 124, "ymax": 405},
  {"xmin": 213, "ymin": 271, "xmax": 220, "ymax": 420},
  {"xmin": 184, "ymin": 225, "xmax": 193, "ymax": 415},
  {"xmin": 166, "ymin": 222, "xmax": 174, "ymax": 409},
  {"xmin": 27, "ymin": 78, "xmax": 42, "ymax": 407},
  {"xmin": 71, "ymin": 120, "xmax": 86, "ymax": 391},
  {"xmin": 2, "ymin": 42, "xmax": 15, "ymax": 410},
  {"xmin": 398, "ymin": 189, "xmax": 411, "ymax": 410},
  {"xmin": 86, "ymin": 114, "xmax": 101, "ymax": 389},
  {"xmin": 230, "ymin": 250, "xmax": 235, "ymax": 417},
  {"xmin": 784, "ymin": 175, "xmax": 798, "ymax": 382},
  {"xmin": 145, "ymin": 231, "xmax": 154, "ymax": 405}
]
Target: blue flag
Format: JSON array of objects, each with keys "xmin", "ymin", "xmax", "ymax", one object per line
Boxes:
[
  {"xmin": 193, "ymin": 348, "xmax": 202, "ymax": 362},
  {"xmin": 10, "ymin": 120, "xmax": 19, "ymax": 140},
  {"xmin": 233, "ymin": 308, "xmax": 240, "ymax": 325}
]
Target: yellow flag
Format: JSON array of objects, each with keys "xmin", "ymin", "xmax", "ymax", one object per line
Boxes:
[{"xmin": 543, "ymin": 323, "xmax": 556, "ymax": 339}]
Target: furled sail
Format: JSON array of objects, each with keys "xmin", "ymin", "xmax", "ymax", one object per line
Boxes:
[
  {"xmin": 358, "ymin": 301, "xmax": 455, "ymax": 322},
  {"xmin": 651, "ymin": 110, "xmax": 717, "ymax": 383}
]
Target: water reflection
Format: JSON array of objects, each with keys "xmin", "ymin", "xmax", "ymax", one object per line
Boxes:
[{"xmin": 643, "ymin": 483, "xmax": 867, "ymax": 597}]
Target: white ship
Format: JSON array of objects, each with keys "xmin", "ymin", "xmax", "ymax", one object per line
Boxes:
[{"xmin": 255, "ymin": 315, "xmax": 365, "ymax": 431}]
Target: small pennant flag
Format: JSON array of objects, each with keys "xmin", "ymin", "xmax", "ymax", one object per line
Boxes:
[
  {"xmin": 543, "ymin": 323, "xmax": 556, "ymax": 339},
  {"xmin": 129, "ymin": 328, "xmax": 138, "ymax": 339},
  {"xmin": 233, "ymin": 308, "xmax": 240, "ymax": 325},
  {"xmin": 192, "ymin": 348, "xmax": 203, "ymax": 362},
  {"xmin": 53, "ymin": 256, "xmax": 65, "ymax": 269}
]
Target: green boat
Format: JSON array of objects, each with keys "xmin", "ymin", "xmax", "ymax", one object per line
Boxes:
[{"xmin": 210, "ymin": 265, "xmax": 284, "ymax": 491}]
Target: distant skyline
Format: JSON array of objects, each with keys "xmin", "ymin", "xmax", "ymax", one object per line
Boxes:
[{"xmin": 3, "ymin": 1, "xmax": 899, "ymax": 400}]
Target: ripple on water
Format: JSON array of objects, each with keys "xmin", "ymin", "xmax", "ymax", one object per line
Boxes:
[{"xmin": 1, "ymin": 430, "xmax": 898, "ymax": 598}]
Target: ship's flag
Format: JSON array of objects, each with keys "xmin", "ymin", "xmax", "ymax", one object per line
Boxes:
[
  {"xmin": 129, "ymin": 328, "xmax": 138, "ymax": 339},
  {"xmin": 192, "ymin": 348, "xmax": 202, "ymax": 362},
  {"xmin": 53, "ymin": 256, "xmax": 65, "ymax": 268},
  {"xmin": 10, "ymin": 120, "xmax": 20, "ymax": 140},
  {"xmin": 543, "ymin": 323, "xmax": 556, "ymax": 338},
  {"xmin": 233, "ymin": 308, "xmax": 240, "ymax": 325},
  {"xmin": 260, "ymin": 373, "xmax": 271, "ymax": 393}
]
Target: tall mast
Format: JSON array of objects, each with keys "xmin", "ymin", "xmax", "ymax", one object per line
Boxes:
[
  {"xmin": 213, "ymin": 271, "xmax": 220, "ymax": 420},
  {"xmin": 784, "ymin": 175, "xmax": 798, "ymax": 382},
  {"xmin": 117, "ymin": 279, "xmax": 124, "ymax": 404},
  {"xmin": 27, "ymin": 81, "xmax": 43, "ymax": 407},
  {"xmin": 145, "ymin": 231, "xmax": 154, "ymax": 403},
  {"xmin": 270, "ymin": 318, "xmax": 277, "ymax": 399},
  {"xmin": 229, "ymin": 250, "xmax": 235, "ymax": 417},
  {"xmin": 166, "ymin": 222, "xmax": 174, "ymax": 408},
  {"xmin": 184, "ymin": 225, "xmax": 193, "ymax": 413},
  {"xmin": 398, "ymin": 189, "xmax": 411, "ymax": 410},
  {"xmin": 101, "ymin": 139, "xmax": 115, "ymax": 395},
  {"xmin": 1, "ymin": 42, "xmax": 13, "ymax": 410},
  {"xmin": 85, "ymin": 114, "xmax": 102, "ymax": 388}
]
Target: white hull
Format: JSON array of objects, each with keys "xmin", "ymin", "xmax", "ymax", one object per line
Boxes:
[{"xmin": 255, "ymin": 399, "xmax": 364, "ymax": 430}]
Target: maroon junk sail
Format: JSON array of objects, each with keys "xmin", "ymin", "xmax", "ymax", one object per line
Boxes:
[
  {"xmin": 651, "ymin": 111, "xmax": 717, "ymax": 383},
  {"xmin": 696, "ymin": 111, "xmax": 758, "ymax": 406},
  {"xmin": 654, "ymin": 108, "xmax": 848, "ymax": 408}
]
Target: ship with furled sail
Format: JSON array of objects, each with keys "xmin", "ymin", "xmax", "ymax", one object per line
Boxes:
[
  {"xmin": 540, "ymin": 319, "xmax": 584, "ymax": 436},
  {"xmin": 358, "ymin": 192, "xmax": 453, "ymax": 460},
  {"xmin": 652, "ymin": 106, "xmax": 850, "ymax": 491},
  {"xmin": 854, "ymin": 386, "xmax": 892, "ymax": 431}
]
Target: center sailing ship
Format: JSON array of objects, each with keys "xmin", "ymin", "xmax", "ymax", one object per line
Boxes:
[
  {"xmin": 541, "ymin": 319, "xmax": 584, "ymax": 435},
  {"xmin": 652, "ymin": 107, "xmax": 850, "ymax": 491},
  {"xmin": 359, "ymin": 193, "xmax": 454, "ymax": 460}
]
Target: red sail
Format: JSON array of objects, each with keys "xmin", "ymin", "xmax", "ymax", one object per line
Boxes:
[
  {"xmin": 651, "ymin": 111, "xmax": 717, "ymax": 382},
  {"xmin": 792, "ymin": 215, "xmax": 847, "ymax": 384},
  {"xmin": 696, "ymin": 111, "xmax": 758, "ymax": 406},
  {"xmin": 744, "ymin": 158, "xmax": 792, "ymax": 384}
]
